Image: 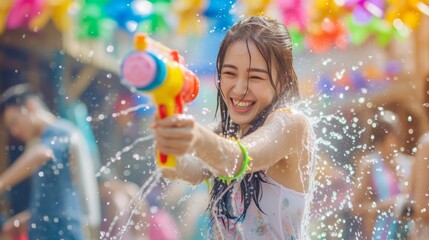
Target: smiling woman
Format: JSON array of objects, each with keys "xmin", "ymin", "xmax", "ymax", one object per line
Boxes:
[
  {"xmin": 219, "ymin": 40, "xmax": 277, "ymax": 130},
  {"xmin": 153, "ymin": 16, "xmax": 315, "ymax": 239}
]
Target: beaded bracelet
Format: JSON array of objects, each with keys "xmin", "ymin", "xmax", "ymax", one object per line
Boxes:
[{"xmin": 218, "ymin": 139, "xmax": 252, "ymax": 184}]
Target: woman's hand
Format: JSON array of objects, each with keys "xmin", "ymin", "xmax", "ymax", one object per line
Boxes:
[{"xmin": 152, "ymin": 114, "xmax": 201, "ymax": 156}]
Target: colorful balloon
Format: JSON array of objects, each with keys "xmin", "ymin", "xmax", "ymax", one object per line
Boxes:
[
  {"xmin": 242, "ymin": 0, "xmax": 272, "ymax": 16},
  {"xmin": 0, "ymin": 0, "xmax": 13, "ymax": 34},
  {"xmin": 344, "ymin": 0, "xmax": 384, "ymax": 24},
  {"xmin": 385, "ymin": 0, "xmax": 428, "ymax": 31},
  {"xmin": 138, "ymin": 0, "xmax": 171, "ymax": 34},
  {"xmin": 307, "ymin": 18, "xmax": 348, "ymax": 53},
  {"xmin": 347, "ymin": 16, "xmax": 397, "ymax": 46},
  {"xmin": 289, "ymin": 27, "xmax": 304, "ymax": 51},
  {"xmin": 6, "ymin": 0, "xmax": 43, "ymax": 30},
  {"xmin": 29, "ymin": 0, "xmax": 74, "ymax": 32},
  {"xmin": 173, "ymin": 0, "xmax": 205, "ymax": 35},
  {"xmin": 346, "ymin": 16, "xmax": 370, "ymax": 45},
  {"xmin": 104, "ymin": 0, "xmax": 149, "ymax": 33},
  {"xmin": 77, "ymin": 0, "xmax": 117, "ymax": 39},
  {"xmin": 204, "ymin": 0, "xmax": 236, "ymax": 32},
  {"xmin": 276, "ymin": 0, "xmax": 307, "ymax": 31},
  {"xmin": 311, "ymin": 0, "xmax": 346, "ymax": 21}
]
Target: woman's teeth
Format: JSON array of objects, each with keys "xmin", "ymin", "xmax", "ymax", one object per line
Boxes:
[{"xmin": 232, "ymin": 99, "xmax": 253, "ymax": 108}]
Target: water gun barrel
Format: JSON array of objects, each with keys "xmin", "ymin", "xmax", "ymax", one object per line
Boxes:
[{"xmin": 120, "ymin": 34, "xmax": 199, "ymax": 168}]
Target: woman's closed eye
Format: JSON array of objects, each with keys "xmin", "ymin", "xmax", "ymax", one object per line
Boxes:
[
  {"xmin": 249, "ymin": 75, "xmax": 266, "ymax": 81},
  {"xmin": 221, "ymin": 71, "xmax": 236, "ymax": 77}
]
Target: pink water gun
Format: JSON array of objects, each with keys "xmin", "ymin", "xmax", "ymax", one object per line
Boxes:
[{"xmin": 120, "ymin": 34, "xmax": 199, "ymax": 169}]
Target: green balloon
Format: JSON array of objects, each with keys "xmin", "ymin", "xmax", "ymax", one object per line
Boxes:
[
  {"xmin": 138, "ymin": 1, "xmax": 170, "ymax": 34},
  {"xmin": 372, "ymin": 19, "xmax": 395, "ymax": 46},
  {"xmin": 289, "ymin": 28, "xmax": 304, "ymax": 51},
  {"xmin": 77, "ymin": 2, "xmax": 117, "ymax": 39},
  {"xmin": 347, "ymin": 16, "xmax": 370, "ymax": 46}
]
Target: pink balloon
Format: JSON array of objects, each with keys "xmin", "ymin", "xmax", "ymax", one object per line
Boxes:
[
  {"xmin": 6, "ymin": 0, "xmax": 43, "ymax": 29},
  {"xmin": 276, "ymin": 0, "xmax": 307, "ymax": 30}
]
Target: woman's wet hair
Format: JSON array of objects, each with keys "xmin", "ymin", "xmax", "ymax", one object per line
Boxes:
[{"xmin": 209, "ymin": 16, "xmax": 301, "ymax": 230}]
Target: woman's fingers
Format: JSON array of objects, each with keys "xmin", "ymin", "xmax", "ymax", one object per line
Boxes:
[
  {"xmin": 152, "ymin": 114, "xmax": 198, "ymax": 156},
  {"xmin": 155, "ymin": 138, "xmax": 192, "ymax": 149},
  {"xmin": 155, "ymin": 140, "xmax": 191, "ymax": 155},
  {"xmin": 154, "ymin": 127, "xmax": 193, "ymax": 140}
]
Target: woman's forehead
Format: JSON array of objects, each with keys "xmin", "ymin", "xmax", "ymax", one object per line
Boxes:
[{"xmin": 224, "ymin": 41, "xmax": 269, "ymax": 67}]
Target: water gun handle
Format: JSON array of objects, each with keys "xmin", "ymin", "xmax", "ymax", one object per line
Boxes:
[{"xmin": 156, "ymin": 96, "xmax": 182, "ymax": 167}]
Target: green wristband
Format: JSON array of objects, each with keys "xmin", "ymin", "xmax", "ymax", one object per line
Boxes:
[{"xmin": 218, "ymin": 139, "xmax": 251, "ymax": 183}]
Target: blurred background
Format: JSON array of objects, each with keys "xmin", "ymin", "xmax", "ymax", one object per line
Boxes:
[{"xmin": 0, "ymin": 0, "xmax": 428, "ymax": 239}]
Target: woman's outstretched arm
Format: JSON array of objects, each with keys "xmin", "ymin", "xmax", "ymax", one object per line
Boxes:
[
  {"xmin": 153, "ymin": 110, "xmax": 311, "ymax": 178},
  {"xmin": 161, "ymin": 154, "xmax": 212, "ymax": 185}
]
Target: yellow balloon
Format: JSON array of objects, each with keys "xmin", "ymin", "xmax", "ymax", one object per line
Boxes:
[
  {"xmin": 242, "ymin": 0, "xmax": 272, "ymax": 16},
  {"xmin": 0, "ymin": 0, "xmax": 13, "ymax": 34},
  {"xmin": 308, "ymin": 0, "xmax": 345, "ymax": 35},
  {"xmin": 385, "ymin": 0, "xmax": 427, "ymax": 30},
  {"xmin": 29, "ymin": 0, "xmax": 73, "ymax": 32},
  {"xmin": 403, "ymin": 11, "xmax": 420, "ymax": 29},
  {"xmin": 173, "ymin": 0, "xmax": 205, "ymax": 35}
]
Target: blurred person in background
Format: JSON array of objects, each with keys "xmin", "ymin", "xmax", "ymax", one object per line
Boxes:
[
  {"xmin": 409, "ymin": 132, "xmax": 429, "ymax": 239},
  {"xmin": 0, "ymin": 84, "xmax": 100, "ymax": 239},
  {"xmin": 352, "ymin": 109, "xmax": 412, "ymax": 240},
  {"xmin": 408, "ymin": 73, "xmax": 429, "ymax": 239}
]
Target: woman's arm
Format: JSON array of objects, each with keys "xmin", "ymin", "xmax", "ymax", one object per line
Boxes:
[
  {"xmin": 161, "ymin": 154, "xmax": 212, "ymax": 185},
  {"xmin": 153, "ymin": 110, "xmax": 310, "ymax": 178},
  {"xmin": 0, "ymin": 144, "xmax": 52, "ymax": 193}
]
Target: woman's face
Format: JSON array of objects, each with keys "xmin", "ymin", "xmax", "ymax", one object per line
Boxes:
[
  {"xmin": 3, "ymin": 105, "xmax": 35, "ymax": 142},
  {"xmin": 220, "ymin": 40, "xmax": 278, "ymax": 130}
]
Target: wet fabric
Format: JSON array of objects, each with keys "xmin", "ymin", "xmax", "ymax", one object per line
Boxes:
[
  {"xmin": 219, "ymin": 175, "xmax": 305, "ymax": 239},
  {"xmin": 29, "ymin": 120, "xmax": 84, "ymax": 239}
]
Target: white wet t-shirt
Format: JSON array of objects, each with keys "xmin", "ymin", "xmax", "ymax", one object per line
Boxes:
[{"xmin": 218, "ymin": 176, "xmax": 306, "ymax": 239}]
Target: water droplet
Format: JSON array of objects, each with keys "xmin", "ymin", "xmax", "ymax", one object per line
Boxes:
[{"xmin": 106, "ymin": 45, "xmax": 114, "ymax": 53}]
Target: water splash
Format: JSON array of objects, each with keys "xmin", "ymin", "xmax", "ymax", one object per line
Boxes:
[
  {"xmin": 117, "ymin": 170, "xmax": 162, "ymax": 240},
  {"xmin": 96, "ymin": 135, "xmax": 154, "ymax": 178}
]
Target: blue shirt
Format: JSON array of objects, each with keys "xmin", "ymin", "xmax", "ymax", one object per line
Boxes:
[{"xmin": 29, "ymin": 120, "xmax": 84, "ymax": 239}]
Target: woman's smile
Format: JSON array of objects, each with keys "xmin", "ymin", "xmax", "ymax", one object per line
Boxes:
[{"xmin": 230, "ymin": 98, "xmax": 255, "ymax": 113}]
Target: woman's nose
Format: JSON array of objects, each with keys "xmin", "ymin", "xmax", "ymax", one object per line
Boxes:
[{"xmin": 232, "ymin": 77, "xmax": 248, "ymax": 96}]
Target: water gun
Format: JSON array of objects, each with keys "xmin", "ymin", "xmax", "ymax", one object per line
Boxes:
[{"xmin": 120, "ymin": 33, "xmax": 199, "ymax": 169}]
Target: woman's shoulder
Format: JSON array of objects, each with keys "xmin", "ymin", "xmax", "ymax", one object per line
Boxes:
[{"xmin": 269, "ymin": 107, "xmax": 311, "ymax": 126}]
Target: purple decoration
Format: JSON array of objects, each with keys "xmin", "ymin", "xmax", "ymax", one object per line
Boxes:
[{"xmin": 345, "ymin": 0, "xmax": 384, "ymax": 25}]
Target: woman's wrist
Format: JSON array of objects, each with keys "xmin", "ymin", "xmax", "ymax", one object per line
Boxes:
[{"xmin": 194, "ymin": 126, "xmax": 243, "ymax": 177}]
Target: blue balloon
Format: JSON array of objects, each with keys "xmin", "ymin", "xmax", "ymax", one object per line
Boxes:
[
  {"xmin": 104, "ymin": 0, "xmax": 149, "ymax": 32},
  {"xmin": 350, "ymin": 71, "xmax": 367, "ymax": 91},
  {"xmin": 204, "ymin": 0, "xmax": 237, "ymax": 33},
  {"xmin": 317, "ymin": 74, "xmax": 336, "ymax": 96}
]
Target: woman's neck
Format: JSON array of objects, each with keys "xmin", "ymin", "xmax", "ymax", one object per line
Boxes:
[{"xmin": 238, "ymin": 124, "xmax": 251, "ymax": 138}]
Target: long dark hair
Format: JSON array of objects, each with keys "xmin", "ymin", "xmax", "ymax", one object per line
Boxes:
[{"xmin": 209, "ymin": 16, "xmax": 300, "ymax": 230}]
